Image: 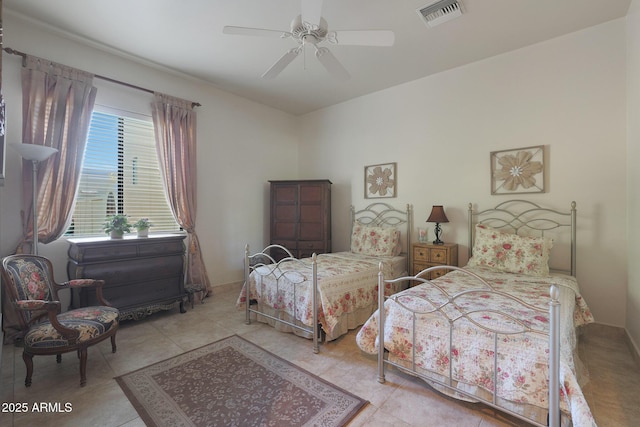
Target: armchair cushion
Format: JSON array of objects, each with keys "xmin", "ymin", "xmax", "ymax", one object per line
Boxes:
[
  {"xmin": 16, "ymin": 266, "xmax": 50, "ymax": 301},
  {"xmin": 24, "ymin": 307, "xmax": 119, "ymax": 349}
]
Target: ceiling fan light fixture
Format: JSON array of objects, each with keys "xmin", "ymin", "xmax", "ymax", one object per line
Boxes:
[{"xmin": 417, "ymin": 0, "xmax": 464, "ymax": 28}]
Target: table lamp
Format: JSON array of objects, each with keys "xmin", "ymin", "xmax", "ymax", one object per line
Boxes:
[{"xmin": 426, "ymin": 205, "xmax": 449, "ymax": 245}]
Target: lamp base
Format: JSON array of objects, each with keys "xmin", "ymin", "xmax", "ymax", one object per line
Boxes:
[{"xmin": 433, "ymin": 222, "xmax": 444, "ymax": 245}]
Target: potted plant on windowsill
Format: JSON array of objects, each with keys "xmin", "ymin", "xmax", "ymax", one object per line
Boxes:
[
  {"xmin": 133, "ymin": 218, "xmax": 153, "ymax": 238},
  {"xmin": 103, "ymin": 214, "xmax": 132, "ymax": 239}
]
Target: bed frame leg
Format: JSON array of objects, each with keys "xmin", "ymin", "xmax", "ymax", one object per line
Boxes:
[
  {"xmin": 245, "ymin": 245, "xmax": 251, "ymax": 325},
  {"xmin": 312, "ymin": 254, "xmax": 319, "ymax": 354},
  {"xmin": 377, "ymin": 262, "xmax": 386, "ymax": 384},
  {"xmin": 549, "ymin": 285, "xmax": 561, "ymax": 427}
]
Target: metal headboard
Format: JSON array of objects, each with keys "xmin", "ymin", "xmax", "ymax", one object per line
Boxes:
[
  {"xmin": 468, "ymin": 200, "xmax": 577, "ymax": 276},
  {"xmin": 350, "ymin": 203, "xmax": 413, "ymax": 270}
]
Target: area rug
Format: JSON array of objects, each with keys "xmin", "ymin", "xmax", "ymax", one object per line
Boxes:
[{"xmin": 115, "ymin": 335, "xmax": 367, "ymax": 427}]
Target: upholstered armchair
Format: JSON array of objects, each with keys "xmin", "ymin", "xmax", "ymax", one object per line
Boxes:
[{"xmin": 1, "ymin": 255, "xmax": 119, "ymax": 387}]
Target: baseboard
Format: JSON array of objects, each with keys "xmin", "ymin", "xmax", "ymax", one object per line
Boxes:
[
  {"xmin": 624, "ymin": 329, "xmax": 640, "ymax": 369},
  {"xmin": 209, "ymin": 281, "xmax": 243, "ymax": 295},
  {"xmin": 582, "ymin": 322, "xmax": 626, "ymax": 339},
  {"xmin": 583, "ymin": 323, "xmax": 640, "ymax": 369}
]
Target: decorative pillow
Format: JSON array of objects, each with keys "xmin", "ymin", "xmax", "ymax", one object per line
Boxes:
[
  {"xmin": 350, "ymin": 225, "xmax": 401, "ymax": 257},
  {"xmin": 467, "ymin": 224, "xmax": 553, "ymax": 277}
]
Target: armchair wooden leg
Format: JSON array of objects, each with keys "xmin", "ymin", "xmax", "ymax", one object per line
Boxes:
[
  {"xmin": 23, "ymin": 351, "xmax": 34, "ymax": 387},
  {"xmin": 79, "ymin": 348, "xmax": 88, "ymax": 387},
  {"xmin": 111, "ymin": 335, "xmax": 117, "ymax": 353}
]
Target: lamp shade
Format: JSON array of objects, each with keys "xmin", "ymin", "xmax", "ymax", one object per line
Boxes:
[
  {"xmin": 426, "ymin": 205, "xmax": 449, "ymax": 223},
  {"xmin": 14, "ymin": 143, "xmax": 58, "ymax": 161}
]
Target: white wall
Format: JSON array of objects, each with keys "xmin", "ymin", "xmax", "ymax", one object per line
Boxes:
[
  {"xmin": 298, "ymin": 19, "xmax": 628, "ymax": 328},
  {"xmin": 0, "ymin": 12, "xmax": 299, "ymax": 287},
  {"xmin": 0, "ymin": 11, "xmax": 632, "ymax": 331},
  {"xmin": 626, "ymin": 0, "xmax": 640, "ymax": 353}
]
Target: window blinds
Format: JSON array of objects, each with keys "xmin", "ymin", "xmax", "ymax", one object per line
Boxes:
[{"xmin": 67, "ymin": 111, "xmax": 180, "ymax": 236}]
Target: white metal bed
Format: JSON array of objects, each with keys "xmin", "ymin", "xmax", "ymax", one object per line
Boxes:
[
  {"xmin": 241, "ymin": 203, "xmax": 412, "ymax": 353},
  {"xmin": 357, "ymin": 200, "xmax": 595, "ymax": 427}
]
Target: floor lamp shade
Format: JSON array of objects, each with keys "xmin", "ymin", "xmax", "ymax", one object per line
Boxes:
[{"xmin": 14, "ymin": 143, "xmax": 59, "ymax": 255}]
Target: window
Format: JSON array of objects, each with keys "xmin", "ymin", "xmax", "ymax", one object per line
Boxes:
[{"xmin": 67, "ymin": 111, "xmax": 180, "ymax": 236}]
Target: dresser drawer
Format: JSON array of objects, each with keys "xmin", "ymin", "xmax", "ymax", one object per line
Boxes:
[
  {"xmin": 69, "ymin": 243, "xmax": 139, "ymax": 262},
  {"xmin": 138, "ymin": 240, "xmax": 185, "ymax": 257},
  {"xmin": 70, "ymin": 255, "xmax": 183, "ymax": 285},
  {"xmin": 80, "ymin": 277, "xmax": 183, "ymax": 309},
  {"xmin": 430, "ymin": 268, "xmax": 448, "ymax": 279},
  {"xmin": 412, "ymin": 262, "xmax": 428, "ymax": 276},
  {"xmin": 429, "ymin": 247, "xmax": 448, "ymax": 263},
  {"xmin": 413, "ymin": 246, "xmax": 429, "ymax": 262}
]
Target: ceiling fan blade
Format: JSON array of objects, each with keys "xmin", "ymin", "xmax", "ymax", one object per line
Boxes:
[
  {"xmin": 223, "ymin": 26, "xmax": 291, "ymax": 38},
  {"xmin": 262, "ymin": 48, "xmax": 301, "ymax": 79},
  {"xmin": 301, "ymin": 0, "xmax": 324, "ymax": 27},
  {"xmin": 331, "ymin": 30, "xmax": 395, "ymax": 46},
  {"xmin": 315, "ymin": 47, "xmax": 350, "ymax": 80}
]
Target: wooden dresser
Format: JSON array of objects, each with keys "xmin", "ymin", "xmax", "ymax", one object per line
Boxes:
[
  {"xmin": 67, "ymin": 233, "xmax": 187, "ymax": 320},
  {"xmin": 269, "ymin": 180, "xmax": 332, "ymax": 259},
  {"xmin": 412, "ymin": 242, "xmax": 458, "ymax": 281}
]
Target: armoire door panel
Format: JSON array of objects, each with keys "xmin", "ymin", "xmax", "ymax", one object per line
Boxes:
[
  {"xmin": 299, "ymin": 185, "xmax": 323, "ymax": 202},
  {"xmin": 275, "ymin": 205, "xmax": 297, "ymax": 222},
  {"xmin": 274, "ymin": 185, "xmax": 297, "ymax": 203},
  {"xmin": 300, "ymin": 205, "xmax": 322, "ymax": 222},
  {"xmin": 300, "ymin": 223, "xmax": 323, "ymax": 240},
  {"xmin": 274, "ymin": 222, "xmax": 297, "ymax": 239}
]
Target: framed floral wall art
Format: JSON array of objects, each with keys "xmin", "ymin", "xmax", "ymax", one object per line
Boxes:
[
  {"xmin": 490, "ymin": 146, "xmax": 545, "ymax": 195},
  {"xmin": 365, "ymin": 162, "xmax": 396, "ymax": 198}
]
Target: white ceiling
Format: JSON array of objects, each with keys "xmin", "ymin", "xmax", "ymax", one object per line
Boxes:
[{"xmin": 4, "ymin": 0, "xmax": 631, "ymax": 115}]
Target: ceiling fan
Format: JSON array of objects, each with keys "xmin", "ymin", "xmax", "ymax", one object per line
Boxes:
[{"xmin": 222, "ymin": 0, "xmax": 395, "ymax": 80}]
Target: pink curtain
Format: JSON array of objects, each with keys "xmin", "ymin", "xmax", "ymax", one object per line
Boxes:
[
  {"xmin": 18, "ymin": 55, "xmax": 97, "ymax": 252},
  {"xmin": 3, "ymin": 56, "xmax": 96, "ymax": 344},
  {"xmin": 151, "ymin": 93, "xmax": 211, "ymax": 296}
]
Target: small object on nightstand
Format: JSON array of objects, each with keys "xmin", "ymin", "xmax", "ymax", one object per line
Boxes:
[
  {"xmin": 417, "ymin": 227, "xmax": 428, "ymax": 243},
  {"xmin": 412, "ymin": 242, "xmax": 458, "ymax": 283},
  {"xmin": 426, "ymin": 205, "xmax": 449, "ymax": 245}
]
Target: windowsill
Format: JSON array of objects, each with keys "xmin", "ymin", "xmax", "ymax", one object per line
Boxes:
[{"xmin": 65, "ymin": 232, "xmax": 187, "ymax": 244}]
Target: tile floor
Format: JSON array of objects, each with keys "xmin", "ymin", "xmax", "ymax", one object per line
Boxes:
[{"xmin": 1, "ymin": 284, "xmax": 639, "ymax": 427}]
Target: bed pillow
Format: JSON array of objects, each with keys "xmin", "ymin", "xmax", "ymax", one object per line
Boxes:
[
  {"xmin": 350, "ymin": 225, "xmax": 401, "ymax": 256},
  {"xmin": 467, "ymin": 224, "xmax": 553, "ymax": 277}
]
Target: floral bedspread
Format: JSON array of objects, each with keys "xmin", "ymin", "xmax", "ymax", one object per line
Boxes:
[
  {"xmin": 356, "ymin": 266, "xmax": 596, "ymax": 427},
  {"xmin": 237, "ymin": 252, "xmax": 405, "ymax": 337}
]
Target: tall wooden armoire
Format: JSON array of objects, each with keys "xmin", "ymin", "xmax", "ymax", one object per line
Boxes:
[{"xmin": 269, "ymin": 180, "xmax": 331, "ymax": 259}]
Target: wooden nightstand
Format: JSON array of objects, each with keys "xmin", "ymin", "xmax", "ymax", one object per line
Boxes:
[{"xmin": 412, "ymin": 242, "xmax": 458, "ymax": 281}]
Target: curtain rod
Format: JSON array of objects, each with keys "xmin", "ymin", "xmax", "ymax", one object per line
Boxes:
[{"xmin": 3, "ymin": 47, "xmax": 202, "ymax": 108}]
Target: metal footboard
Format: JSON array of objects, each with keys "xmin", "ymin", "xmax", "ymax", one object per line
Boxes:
[
  {"xmin": 244, "ymin": 244, "xmax": 320, "ymax": 353},
  {"xmin": 377, "ymin": 264, "xmax": 562, "ymax": 427}
]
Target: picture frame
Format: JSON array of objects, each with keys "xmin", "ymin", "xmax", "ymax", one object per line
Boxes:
[
  {"xmin": 490, "ymin": 145, "xmax": 545, "ymax": 195},
  {"xmin": 364, "ymin": 162, "xmax": 396, "ymax": 199}
]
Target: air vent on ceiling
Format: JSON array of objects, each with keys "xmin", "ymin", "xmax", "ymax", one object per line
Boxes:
[{"xmin": 417, "ymin": 0, "xmax": 463, "ymax": 28}]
